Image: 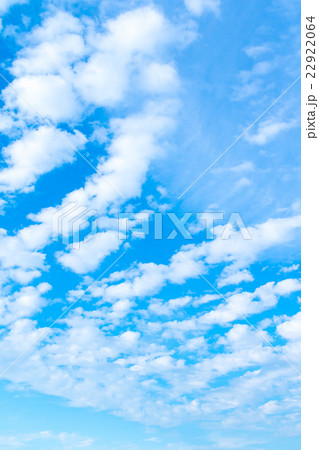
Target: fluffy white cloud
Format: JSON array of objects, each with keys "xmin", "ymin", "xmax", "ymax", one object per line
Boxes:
[
  {"xmin": 197, "ymin": 279, "xmax": 300, "ymax": 327},
  {"xmin": 179, "ymin": 336, "xmax": 207, "ymax": 353},
  {"xmin": 195, "ymin": 215, "xmax": 300, "ymax": 287},
  {"xmin": 3, "ymin": 13, "xmax": 84, "ymax": 122},
  {"xmin": 3, "ymin": 7, "xmax": 183, "ymax": 123},
  {"xmin": 28, "ymin": 11, "xmax": 82, "ymax": 42},
  {"xmin": 11, "ymin": 15, "xmax": 85, "ymax": 76},
  {"xmin": 65, "ymin": 101, "xmax": 175, "ymax": 210},
  {"xmin": 273, "ymin": 278, "xmax": 301, "ymax": 296},
  {"xmin": 0, "ymin": 282, "xmax": 51, "ymax": 325},
  {"xmin": 148, "ymin": 295, "xmax": 192, "ymax": 316},
  {"xmin": 193, "ymin": 293, "xmax": 220, "ymax": 307},
  {"xmin": 2, "ymin": 74, "xmax": 83, "ymax": 122},
  {"xmin": 73, "ymin": 7, "xmax": 177, "ymax": 106},
  {"xmin": 217, "ymin": 269, "xmax": 254, "ymax": 288},
  {"xmin": 140, "ymin": 62, "xmax": 179, "ymax": 94},
  {"xmin": 102, "ymin": 262, "xmax": 168, "ymax": 301},
  {"xmin": 57, "ymin": 231, "xmax": 122, "ymax": 274},
  {"xmin": 276, "ymin": 312, "xmax": 300, "ymax": 341},
  {"xmin": 0, "ymin": 126, "xmax": 86, "ymax": 193},
  {"xmin": 0, "ymin": 228, "xmax": 47, "ymax": 288},
  {"xmin": 157, "ymin": 279, "xmax": 300, "ymax": 342}
]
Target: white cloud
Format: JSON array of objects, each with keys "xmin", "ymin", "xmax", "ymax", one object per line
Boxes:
[
  {"xmin": 276, "ymin": 312, "xmax": 300, "ymax": 341},
  {"xmin": 273, "ymin": 278, "xmax": 300, "ymax": 296},
  {"xmin": 93, "ymin": 215, "xmax": 300, "ymax": 303},
  {"xmin": 160, "ymin": 278, "xmax": 300, "ymax": 337},
  {"xmin": 280, "ymin": 263, "xmax": 299, "ymax": 273},
  {"xmin": 179, "ymin": 336, "xmax": 207, "ymax": 352},
  {"xmin": 148, "ymin": 295, "xmax": 192, "ymax": 316},
  {"xmin": 57, "ymin": 432, "xmax": 94, "ymax": 449},
  {"xmin": 197, "ymin": 279, "xmax": 300, "ymax": 327},
  {"xmin": 244, "ymin": 45, "xmax": 270, "ymax": 58},
  {"xmin": 0, "ymin": 100, "xmax": 176, "ymax": 277},
  {"xmin": 245, "ymin": 118, "xmax": 297, "ymax": 145},
  {"xmin": 184, "ymin": 0, "xmax": 220, "ymax": 16},
  {"xmin": 66, "ymin": 102, "xmax": 175, "ymax": 209},
  {"xmin": 217, "ymin": 269, "xmax": 254, "ymax": 287},
  {"xmin": 229, "ymin": 161, "xmax": 255, "ymax": 172},
  {"xmin": 0, "ymin": 6, "xmax": 186, "ymax": 278},
  {"xmin": 57, "ymin": 231, "xmax": 122, "ymax": 274},
  {"xmin": 0, "ymin": 199, "xmax": 6, "ymax": 214},
  {"xmin": 193, "ymin": 293, "xmax": 220, "ymax": 307},
  {"xmin": 0, "ymin": 126, "xmax": 86, "ymax": 193},
  {"xmin": 182, "ymin": 215, "xmax": 300, "ymax": 288},
  {"xmin": 104, "ymin": 6, "xmax": 174, "ymax": 54},
  {"xmin": 73, "ymin": 7, "xmax": 177, "ymax": 106},
  {"xmin": 29, "ymin": 11, "xmax": 82, "ymax": 42},
  {"xmin": 140, "ymin": 62, "xmax": 179, "ymax": 94},
  {"xmin": 234, "ymin": 61, "xmax": 273, "ymax": 101},
  {"xmin": 0, "ymin": 229, "xmax": 47, "ymax": 288},
  {"xmin": 0, "ymin": 280, "xmax": 300, "ymax": 430},
  {"xmin": 24, "ymin": 99, "xmax": 176, "ymax": 252},
  {"xmin": 11, "ymin": 15, "xmax": 85, "ymax": 76},
  {"xmin": 3, "ymin": 13, "xmax": 84, "ymax": 122},
  {"xmin": 0, "ymin": 430, "xmax": 93, "ymax": 449},
  {"xmin": 0, "ymin": 282, "xmax": 51, "ymax": 325},
  {"xmin": 2, "ymin": 74, "xmax": 82, "ymax": 122},
  {"xmin": 234, "ymin": 176, "xmax": 252, "ymax": 190},
  {"xmin": 106, "ymin": 299, "xmax": 134, "ymax": 322},
  {"xmin": 2, "ymin": 6, "xmax": 185, "ymax": 129},
  {"xmin": 103, "ymin": 262, "xmax": 168, "ymax": 301}
]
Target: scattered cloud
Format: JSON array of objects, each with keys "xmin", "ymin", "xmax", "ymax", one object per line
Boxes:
[
  {"xmin": 245, "ymin": 118, "xmax": 297, "ymax": 145},
  {"xmin": 184, "ymin": 0, "xmax": 220, "ymax": 16},
  {"xmin": 280, "ymin": 263, "xmax": 299, "ymax": 273},
  {"xmin": 244, "ymin": 45, "xmax": 270, "ymax": 58}
]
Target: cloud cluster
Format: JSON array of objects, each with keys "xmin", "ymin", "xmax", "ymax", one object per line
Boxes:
[
  {"xmin": 0, "ymin": 7, "xmax": 185, "ymax": 195},
  {"xmin": 0, "ymin": 278, "xmax": 300, "ymax": 428},
  {"xmin": 93, "ymin": 215, "xmax": 300, "ymax": 295},
  {"xmin": 0, "ymin": 6, "xmax": 185, "ymax": 278}
]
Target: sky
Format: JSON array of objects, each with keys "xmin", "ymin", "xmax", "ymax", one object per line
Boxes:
[{"xmin": 0, "ymin": 0, "xmax": 301, "ymax": 449}]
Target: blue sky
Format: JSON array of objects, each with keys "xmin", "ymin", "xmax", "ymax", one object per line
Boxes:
[{"xmin": 0, "ymin": 0, "xmax": 301, "ymax": 449}]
